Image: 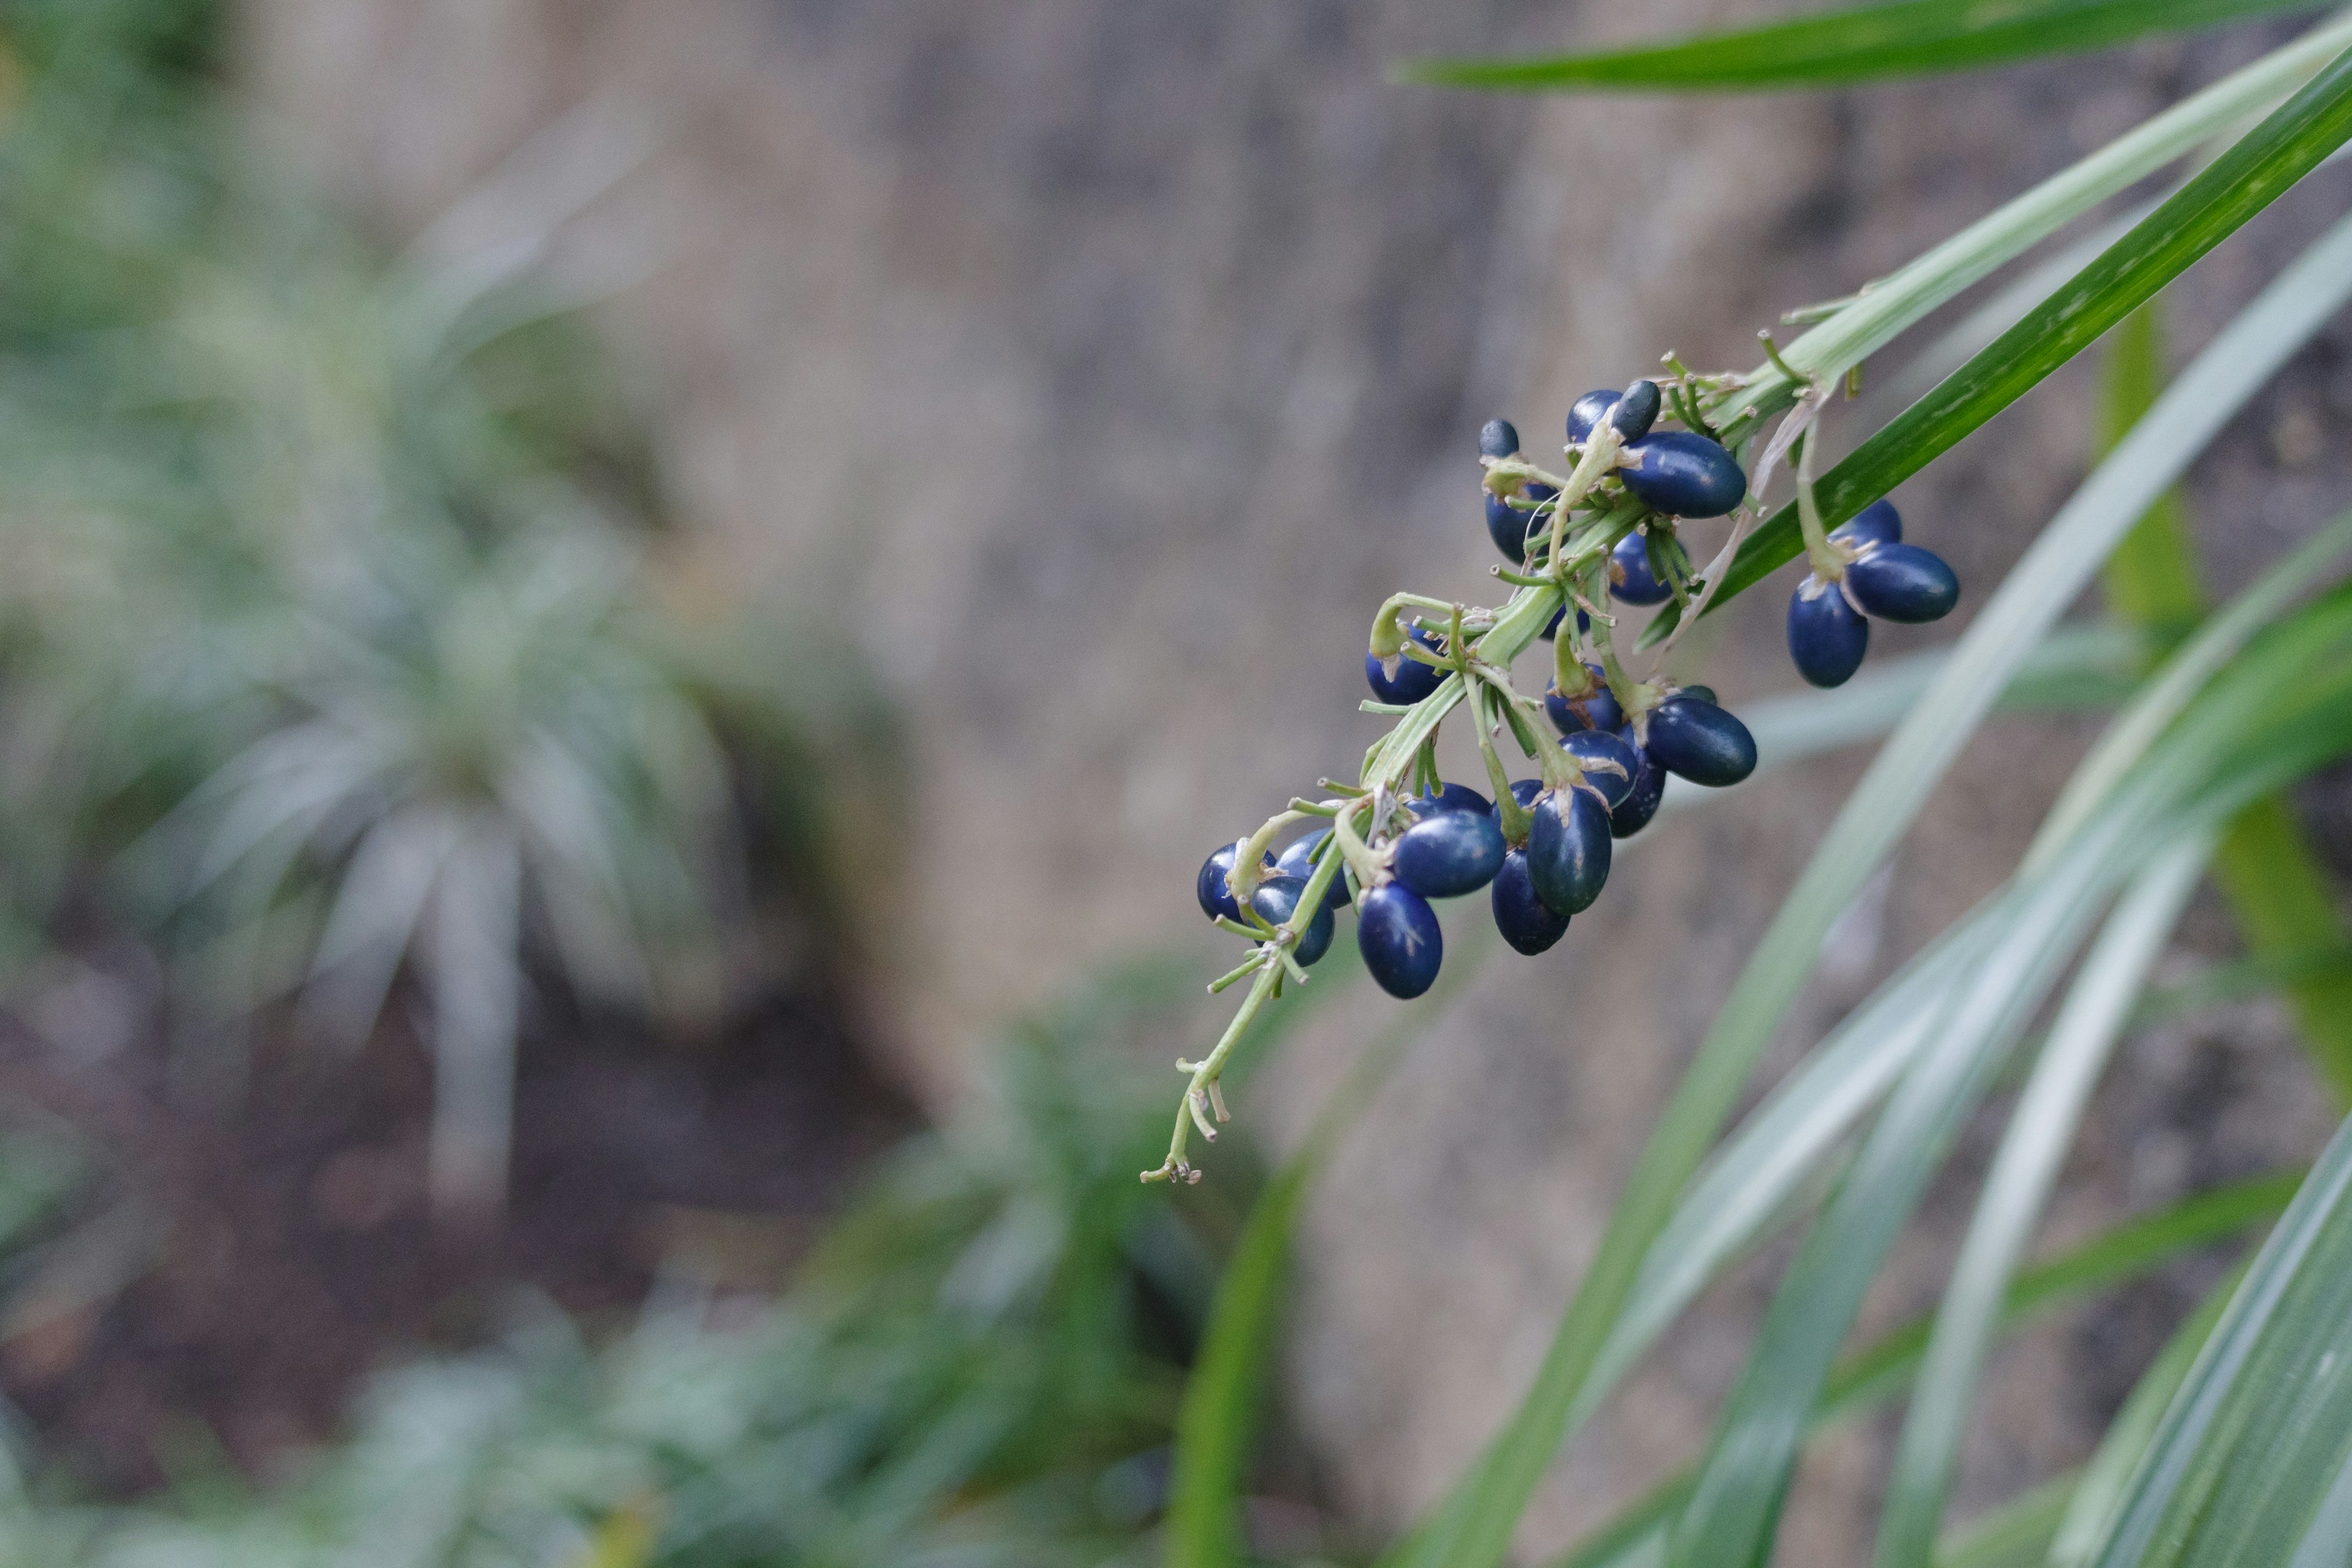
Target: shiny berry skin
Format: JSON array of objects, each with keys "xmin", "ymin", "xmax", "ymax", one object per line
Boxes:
[
  {"xmin": 1526, "ymin": 786, "xmax": 1613, "ymax": 915},
  {"xmin": 1196, "ymin": 842, "xmax": 1272, "ymax": 922},
  {"xmin": 1845, "ymin": 543, "xmax": 1959, "ymax": 624},
  {"xmin": 1367, "ymin": 624, "xmax": 1446, "ymax": 705},
  {"xmin": 1562, "ymin": 729, "xmax": 1640, "ymax": 809},
  {"xmin": 1611, "ymin": 531, "xmax": 1674, "ymax": 606},
  {"xmin": 1567, "ymin": 382, "xmax": 1660, "ymax": 445},
  {"xmin": 1408, "ymin": 781, "xmax": 1493, "ymax": 819},
  {"xmin": 1787, "ymin": 576, "xmax": 1869, "ymax": 688},
  {"xmin": 1275, "ymin": 828, "xmax": 1349, "ymax": 910},
  {"xmin": 1645, "ymin": 695, "xmax": 1758, "ymax": 788},
  {"xmin": 1609, "ymin": 730, "xmax": 1667, "ymax": 839},
  {"xmin": 1479, "ymin": 418, "xmax": 1520, "ymax": 460},
  {"xmin": 1487, "ymin": 482, "xmax": 1558, "ymax": 564},
  {"xmin": 1390, "ymin": 810, "xmax": 1506, "ymax": 899},
  {"xmin": 1250, "ymin": 875, "xmax": 1335, "ymax": 965},
  {"xmin": 1834, "ymin": 498, "xmax": 1902, "ymax": 549},
  {"xmin": 1491, "ymin": 850, "xmax": 1571, "ymax": 955},
  {"xmin": 1358, "ymin": 883, "xmax": 1444, "ymax": 998},
  {"xmin": 1545, "ymin": 664, "xmax": 1623, "ymax": 736},
  {"xmin": 1617, "ymin": 431, "xmax": 1746, "ymax": 518}
]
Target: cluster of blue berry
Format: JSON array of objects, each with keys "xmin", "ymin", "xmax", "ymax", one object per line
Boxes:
[{"xmin": 1158, "ymin": 371, "xmax": 1959, "ymax": 1182}]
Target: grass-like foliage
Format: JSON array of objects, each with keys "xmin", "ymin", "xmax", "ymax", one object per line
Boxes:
[{"xmin": 0, "ymin": 1, "xmax": 873, "ymax": 1226}]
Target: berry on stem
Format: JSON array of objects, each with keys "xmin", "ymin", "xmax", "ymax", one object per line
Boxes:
[
  {"xmin": 1479, "ymin": 418, "xmax": 1520, "ymax": 459},
  {"xmin": 1609, "ymin": 729, "xmax": 1667, "ymax": 838},
  {"xmin": 1487, "ymin": 482, "xmax": 1559, "ymax": 564},
  {"xmin": 1845, "ymin": 542, "xmax": 1960, "ymax": 624},
  {"xmin": 1610, "ymin": 530, "xmax": 1674, "ymax": 606},
  {"xmin": 1250, "ymin": 875, "xmax": 1335, "ymax": 965},
  {"xmin": 1835, "ymin": 498, "xmax": 1902, "ymax": 549},
  {"xmin": 1545, "ymin": 663, "xmax": 1623, "ymax": 736},
  {"xmin": 1562, "ymin": 729, "xmax": 1639, "ymax": 809},
  {"xmin": 1358, "ymin": 883, "xmax": 1444, "ymax": 998},
  {"xmin": 1617, "ymin": 431, "xmax": 1746, "ymax": 518},
  {"xmin": 1645, "ymin": 693, "xmax": 1758, "ymax": 787},
  {"xmin": 1567, "ymin": 381, "xmax": 1662, "ymax": 445},
  {"xmin": 1390, "ymin": 810, "xmax": 1506, "ymax": 899},
  {"xmin": 1367, "ymin": 624, "xmax": 1446, "ymax": 705},
  {"xmin": 1408, "ymin": 781, "xmax": 1493, "ymax": 818},
  {"xmin": 1276, "ymin": 827, "xmax": 1350, "ymax": 909},
  {"xmin": 1197, "ymin": 841, "xmax": 1273, "ymax": 922},
  {"xmin": 1526, "ymin": 786, "xmax": 1612, "ymax": 914},
  {"xmin": 1491, "ymin": 850, "xmax": 1570, "ymax": 955},
  {"xmin": 1787, "ymin": 576, "xmax": 1869, "ymax": 688}
]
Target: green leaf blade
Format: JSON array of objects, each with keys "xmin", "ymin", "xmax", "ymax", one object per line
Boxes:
[{"xmin": 1404, "ymin": 0, "xmax": 2331, "ymax": 93}]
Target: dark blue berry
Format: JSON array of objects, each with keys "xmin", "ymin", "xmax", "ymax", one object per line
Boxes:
[
  {"xmin": 1487, "ymin": 482, "xmax": 1558, "ymax": 564},
  {"xmin": 1617, "ymin": 432, "xmax": 1746, "ymax": 519},
  {"xmin": 1562, "ymin": 729, "xmax": 1640, "ymax": 809},
  {"xmin": 1251, "ymin": 874, "xmax": 1335, "ymax": 965},
  {"xmin": 1479, "ymin": 418, "xmax": 1520, "ymax": 460},
  {"xmin": 1611, "ymin": 531, "xmax": 1674, "ymax": 606},
  {"xmin": 1526, "ymin": 786, "xmax": 1613, "ymax": 915},
  {"xmin": 1503, "ymin": 777, "xmax": 1543, "ymax": 814},
  {"xmin": 1367, "ymin": 624, "xmax": 1446, "ymax": 705},
  {"xmin": 1645, "ymin": 695, "xmax": 1757, "ymax": 788},
  {"xmin": 1611, "ymin": 380, "xmax": 1662, "ymax": 442},
  {"xmin": 1390, "ymin": 810, "xmax": 1506, "ymax": 899},
  {"xmin": 1197, "ymin": 842, "xmax": 1272, "ymax": 923},
  {"xmin": 1491, "ymin": 850, "xmax": 1571, "ymax": 955},
  {"xmin": 1787, "ymin": 576, "xmax": 1869, "ymax": 688},
  {"xmin": 1567, "ymin": 388, "xmax": 1617, "ymax": 445},
  {"xmin": 1609, "ymin": 730, "xmax": 1667, "ymax": 839},
  {"xmin": 1834, "ymin": 499, "xmax": 1902, "ymax": 549},
  {"xmin": 1537, "ymin": 605, "xmax": 1591, "ymax": 643},
  {"xmin": 1845, "ymin": 543, "xmax": 1959, "ymax": 624},
  {"xmin": 1679, "ymin": 684, "xmax": 1717, "ymax": 706},
  {"xmin": 1275, "ymin": 828, "xmax": 1350, "ymax": 910},
  {"xmin": 1545, "ymin": 665, "xmax": 1623, "ymax": 735},
  {"xmin": 1408, "ymin": 782, "xmax": 1493, "ymax": 819},
  {"xmin": 1358, "ymin": 883, "xmax": 1444, "ymax": 998}
]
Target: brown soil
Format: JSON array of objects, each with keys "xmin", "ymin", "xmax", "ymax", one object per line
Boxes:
[{"xmin": 0, "ymin": 976, "xmax": 913, "ymax": 1496}]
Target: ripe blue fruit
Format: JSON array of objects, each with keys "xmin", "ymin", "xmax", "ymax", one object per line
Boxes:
[
  {"xmin": 1611, "ymin": 530, "xmax": 1675, "ymax": 605},
  {"xmin": 1787, "ymin": 576, "xmax": 1869, "ymax": 688},
  {"xmin": 1367, "ymin": 624, "xmax": 1446, "ymax": 705},
  {"xmin": 1408, "ymin": 781, "xmax": 1494, "ymax": 819},
  {"xmin": 1391, "ymin": 810, "xmax": 1506, "ymax": 898},
  {"xmin": 1275, "ymin": 827, "xmax": 1350, "ymax": 910},
  {"xmin": 1617, "ymin": 431, "xmax": 1746, "ymax": 518},
  {"xmin": 1609, "ymin": 730, "xmax": 1667, "ymax": 838},
  {"xmin": 1526, "ymin": 786, "xmax": 1612, "ymax": 914},
  {"xmin": 1645, "ymin": 695, "xmax": 1758, "ymax": 787},
  {"xmin": 1196, "ymin": 842, "xmax": 1273, "ymax": 922},
  {"xmin": 1250, "ymin": 874, "xmax": 1335, "ymax": 965},
  {"xmin": 1358, "ymin": 883, "xmax": 1444, "ymax": 998},
  {"xmin": 1845, "ymin": 542, "xmax": 1959, "ymax": 624},
  {"xmin": 1479, "ymin": 418, "xmax": 1520, "ymax": 459},
  {"xmin": 1834, "ymin": 498, "xmax": 1902, "ymax": 549},
  {"xmin": 1562, "ymin": 729, "xmax": 1640, "ymax": 809},
  {"xmin": 1567, "ymin": 381, "xmax": 1661, "ymax": 445},
  {"xmin": 1487, "ymin": 481, "xmax": 1558, "ymax": 564},
  {"xmin": 1491, "ymin": 850, "xmax": 1570, "ymax": 955},
  {"xmin": 1545, "ymin": 664, "xmax": 1623, "ymax": 735}
]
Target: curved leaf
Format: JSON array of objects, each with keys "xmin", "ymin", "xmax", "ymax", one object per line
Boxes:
[
  {"xmin": 1874, "ymin": 837, "xmax": 2212, "ymax": 1568},
  {"xmin": 1676, "ymin": 65, "xmax": 2352, "ymax": 627},
  {"xmin": 1403, "ymin": 1, "xmax": 2329, "ymax": 93}
]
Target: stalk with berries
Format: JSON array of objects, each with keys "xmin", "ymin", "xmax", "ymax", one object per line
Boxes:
[{"xmin": 1151, "ymin": 353, "xmax": 1958, "ymax": 1185}]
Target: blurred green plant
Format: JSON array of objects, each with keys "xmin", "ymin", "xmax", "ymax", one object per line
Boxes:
[
  {"xmin": 0, "ymin": 966, "xmax": 1262, "ymax": 1568},
  {"xmin": 0, "ymin": 0, "xmax": 887, "ymax": 1226}
]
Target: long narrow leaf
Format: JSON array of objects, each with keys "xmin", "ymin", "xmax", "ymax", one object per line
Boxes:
[
  {"xmin": 1544, "ymin": 1176, "xmax": 2296, "ymax": 1568},
  {"xmin": 2084, "ymin": 1109, "xmax": 2352, "ymax": 1567},
  {"xmin": 1388, "ymin": 202, "xmax": 2352, "ymax": 1568},
  {"xmin": 1404, "ymin": 1, "xmax": 2329, "ymax": 92},
  {"xmin": 1665, "ymin": 51, "xmax": 2352, "ymax": 625},
  {"xmin": 1875, "ymin": 837, "xmax": 2212, "ymax": 1567}
]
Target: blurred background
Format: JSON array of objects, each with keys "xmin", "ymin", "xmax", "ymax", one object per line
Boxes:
[{"xmin": 0, "ymin": 0, "xmax": 2343, "ymax": 1562}]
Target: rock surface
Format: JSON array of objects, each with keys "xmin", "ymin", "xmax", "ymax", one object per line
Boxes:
[{"xmin": 241, "ymin": 0, "xmax": 2352, "ymax": 1556}]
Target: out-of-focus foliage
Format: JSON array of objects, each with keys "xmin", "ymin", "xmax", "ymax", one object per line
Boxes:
[
  {"xmin": 0, "ymin": 0, "xmax": 892, "ymax": 1220},
  {"xmin": 0, "ymin": 968, "xmax": 1237, "ymax": 1568}
]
